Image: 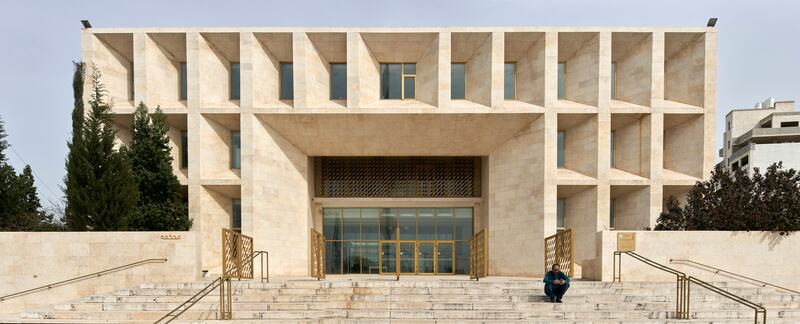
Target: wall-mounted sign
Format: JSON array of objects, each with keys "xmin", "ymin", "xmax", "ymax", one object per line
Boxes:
[
  {"xmin": 160, "ymin": 234, "xmax": 182, "ymax": 240},
  {"xmin": 617, "ymin": 233, "xmax": 636, "ymax": 252}
]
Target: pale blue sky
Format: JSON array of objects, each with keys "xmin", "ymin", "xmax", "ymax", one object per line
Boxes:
[{"xmin": 0, "ymin": 0, "xmax": 798, "ymax": 212}]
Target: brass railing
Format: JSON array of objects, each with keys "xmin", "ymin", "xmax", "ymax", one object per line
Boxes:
[
  {"xmin": 157, "ymin": 229, "xmax": 268, "ymax": 322},
  {"xmin": 687, "ymin": 276, "xmax": 767, "ymax": 324},
  {"xmin": 222, "ymin": 229, "xmax": 254, "ymax": 280},
  {"xmin": 252, "ymin": 251, "xmax": 269, "ymax": 283},
  {"xmin": 470, "ymin": 229, "xmax": 488, "ymax": 281},
  {"xmin": 544, "ymin": 229, "xmax": 574, "ymax": 277},
  {"xmin": 671, "ymin": 258, "xmax": 800, "ymax": 294},
  {"xmin": 0, "ymin": 258, "xmax": 167, "ymax": 302},
  {"xmin": 614, "ymin": 251, "xmax": 689, "ymax": 319},
  {"xmin": 310, "ymin": 229, "xmax": 326, "ymax": 280},
  {"xmin": 152, "ymin": 276, "xmax": 232, "ymax": 324}
]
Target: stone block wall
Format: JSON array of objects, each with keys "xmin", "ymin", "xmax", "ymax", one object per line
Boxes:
[{"xmin": 0, "ymin": 232, "xmax": 198, "ymax": 315}]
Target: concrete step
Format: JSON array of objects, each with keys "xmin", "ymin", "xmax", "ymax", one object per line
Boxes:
[
  {"xmin": 9, "ymin": 279, "xmax": 800, "ymax": 323},
  {"xmin": 22, "ymin": 309, "xmax": 800, "ymax": 321}
]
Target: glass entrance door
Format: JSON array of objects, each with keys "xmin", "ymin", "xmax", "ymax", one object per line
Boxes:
[
  {"xmin": 417, "ymin": 242, "xmax": 435, "ymax": 274},
  {"xmin": 326, "ymin": 207, "xmax": 473, "ymax": 275},
  {"xmin": 399, "ymin": 242, "xmax": 416, "ymax": 273},
  {"xmin": 436, "ymin": 241, "xmax": 454, "ymax": 274},
  {"xmin": 380, "ymin": 242, "xmax": 396, "ymax": 273}
]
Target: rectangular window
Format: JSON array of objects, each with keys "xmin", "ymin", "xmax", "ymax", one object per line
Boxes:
[
  {"xmin": 557, "ymin": 62, "xmax": 566, "ymax": 100},
  {"xmin": 403, "ymin": 75, "xmax": 415, "ymax": 99},
  {"xmin": 451, "ymin": 63, "xmax": 465, "ymax": 99},
  {"xmin": 611, "ymin": 62, "xmax": 617, "ymax": 99},
  {"xmin": 230, "ymin": 63, "xmax": 240, "ymax": 100},
  {"xmin": 280, "ymin": 63, "xmax": 293, "ymax": 100},
  {"xmin": 609, "ymin": 199, "xmax": 616, "ymax": 229},
  {"xmin": 780, "ymin": 121, "xmax": 799, "ymax": 127},
  {"xmin": 610, "ymin": 130, "xmax": 616, "ymax": 168},
  {"xmin": 380, "ymin": 63, "xmax": 415, "ymax": 99},
  {"xmin": 180, "ymin": 62, "xmax": 188, "ymax": 101},
  {"xmin": 232, "ymin": 199, "xmax": 241, "ymax": 233},
  {"xmin": 230, "ymin": 131, "xmax": 241, "ymax": 169},
  {"xmin": 180, "ymin": 131, "xmax": 188, "ymax": 169},
  {"xmin": 557, "ymin": 131, "xmax": 565, "ymax": 168},
  {"xmin": 129, "ymin": 62, "xmax": 135, "ymax": 100},
  {"xmin": 740, "ymin": 156, "xmax": 749, "ymax": 167},
  {"xmin": 504, "ymin": 63, "xmax": 516, "ymax": 100},
  {"xmin": 556, "ymin": 199, "xmax": 565, "ymax": 230},
  {"xmin": 380, "ymin": 64, "xmax": 402, "ymax": 99},
  {"xmin": 330, "ymin": 63, "xmax": 347, "ymax": 100}
]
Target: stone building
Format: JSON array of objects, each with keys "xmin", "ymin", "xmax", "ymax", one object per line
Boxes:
[
  {"xmin": 720, "ymin": 98, "xmax": 800, "ymax": 173},
  {"xmin": 81, "ymin": 26, "xmax": 717, "ymax": 278}
]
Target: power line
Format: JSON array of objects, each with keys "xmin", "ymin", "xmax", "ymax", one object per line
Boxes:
[{"xmin": 8, "ymin": 146, "xmax": 64, "ymax": 212}]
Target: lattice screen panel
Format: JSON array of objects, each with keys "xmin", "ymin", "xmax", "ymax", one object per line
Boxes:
[{"xmin": 317, "ymin": 157, "xmax": 480, "ymax": 198}]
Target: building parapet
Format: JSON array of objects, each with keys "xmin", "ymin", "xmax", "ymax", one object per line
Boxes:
[{"xmin": 734, "ymin": 126, "xmax": 800, "ymax": 146}]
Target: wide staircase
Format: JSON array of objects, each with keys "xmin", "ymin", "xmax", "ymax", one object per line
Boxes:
[{"xmin": 5, "ymin": 276, "xmax": 800, "ymax": 323}]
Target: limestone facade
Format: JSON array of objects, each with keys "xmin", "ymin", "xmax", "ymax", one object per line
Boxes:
[{"xmin": 81, "ymin": 27, "xmax": 717, "ymax": 278}]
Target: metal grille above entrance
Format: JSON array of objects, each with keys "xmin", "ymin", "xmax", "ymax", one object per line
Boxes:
[{"xmin": 315, "ymin": 157, "xmax": 481, "ymax": 198}]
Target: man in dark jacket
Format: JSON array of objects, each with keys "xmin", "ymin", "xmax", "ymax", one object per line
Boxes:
[{"xmin": 543, "ymin": 264, "xmax": 570, "ymax": 302}]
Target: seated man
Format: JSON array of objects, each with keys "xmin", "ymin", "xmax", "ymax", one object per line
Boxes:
[{"xmin": 543, "ymin": 263, "xmax": 570, "ymax": 303}]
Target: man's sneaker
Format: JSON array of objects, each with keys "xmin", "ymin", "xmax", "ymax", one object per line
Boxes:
[{"xmin": 556, "ymin": 298, "xmax": 563, "ymax": 303}]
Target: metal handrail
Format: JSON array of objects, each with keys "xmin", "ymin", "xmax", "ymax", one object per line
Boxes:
[
  {"xmin": 252, "ymin": 251, "xmax": 269, "ymax": 283},
  {"xmin": 153, "ymin": 276, "xmax": 223, "ymax": 324},
  {"xmin": 156, "ymin": 250, "xmax": 266, "ymax": 323},
  {"xmin": 688, "ymin": 276, "xmax": 767, "ymax": 324},
  {"xmin": 614, "ymin": 251, "xmax": 689, "ymax": 319},
  {"xmin": 617, "ymin": 251, "xmax": 686, "ymax": 278},
  {"xmin": 671, "ymin": 258, "xmax": 800, "ymax": 294},
  {"xmin": 0, "ymin": 258, "xmax": 167, "ymax": 302}
]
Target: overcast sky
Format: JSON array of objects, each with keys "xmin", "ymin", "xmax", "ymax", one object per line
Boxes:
[{"xmin": 0, "ymin": 0, "xmax": 798, "ymax": 211}]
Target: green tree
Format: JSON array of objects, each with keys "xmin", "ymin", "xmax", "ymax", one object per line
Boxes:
[
  {"xmin": 653, "ymin": 196, "xmax": 685, "ymax": 231},
  {"xmin": 655, "ymin": 163, "xmax": 800, "ymax": 233},
  {"xmin": 126, "ymin": 102, "xmax": 191, "ymax": 230},
  {"xmin": 64, "ymin": 64, "xmax": 138, "ymax": 231},
  {"xmin": 0, "ymin": 116, "xmax": 59, "ymax": 231}
]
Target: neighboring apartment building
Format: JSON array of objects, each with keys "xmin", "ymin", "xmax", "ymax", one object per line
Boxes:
[
  {"xmin": 81, "ymin": 27, "xmax": 716, "ymax": 278},
  {"xmin": 721, "ymin": 98, "xmax": 800, "ymax": 173}
]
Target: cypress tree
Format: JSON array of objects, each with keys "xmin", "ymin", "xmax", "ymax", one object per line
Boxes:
[
  {"xmin": 64, "ymin": 64, "xmax": 138, "ymax": 230},
  {"xmin": 127, "ymin": 102, "xmax": 191, "ymax": 230},
  {"xmin": 64, "ymin": 62, "xmax": 87, "ymax": 230}
]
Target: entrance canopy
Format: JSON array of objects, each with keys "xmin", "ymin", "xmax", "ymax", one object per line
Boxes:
[{"xmin": 258, "ymin": 113, "xmax": 539, "ymax": 156}]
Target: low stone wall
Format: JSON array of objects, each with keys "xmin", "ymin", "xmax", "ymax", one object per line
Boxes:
[
  {"xmin": 584, "ymin": 230, "xmax": 800, "ymax": 290},
  {"xmin": 0, "ymin": 232, "xmax": 199, "ymax": 315}
]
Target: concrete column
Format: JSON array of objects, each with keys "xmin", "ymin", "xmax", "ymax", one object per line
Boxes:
[
  {"xmin": 132, "ymin": 33, "xmax": 147, "ymax": 106},
  {"xmin": 239, "ymin": 32, "xmax": 255, "ymax": 238},
  {"xmin": 649, "ymin": 32, "xmax": 665, "ymax": 226},
  {"xmin": 292, "ymin": 32, "xmax": 308, "ymax": 108},
  {"xmin": 490, "ymin": 32, "xmax": 504, "ymax": 109},
  {"xmin": 596, "ymin": 32, "xmax": 612, "ymax": 233},
  {"xmin": 543, "ymin": 112, "xmax": 558, "ymax": 237},
  {"xmin": 346, "ymin": 32, "xmax": 360, "ymax": 108},
  {"xmin": 543, "ymin": 32, "xmax": 558, "ymax": 107},
  {"xmin": 437, "ymin": 32, "xmax": 451, "ymax": 109},
  {"xmin": 702, "ymin": 30, "xmax": 718, "ymax": 177},
  {"xmin": 239, "ymin": 32, "xmax": 255, "ymax": 110},
  {"xmin": 186, "ymin": 32, "xmax": 205, "ymax": 275}
]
